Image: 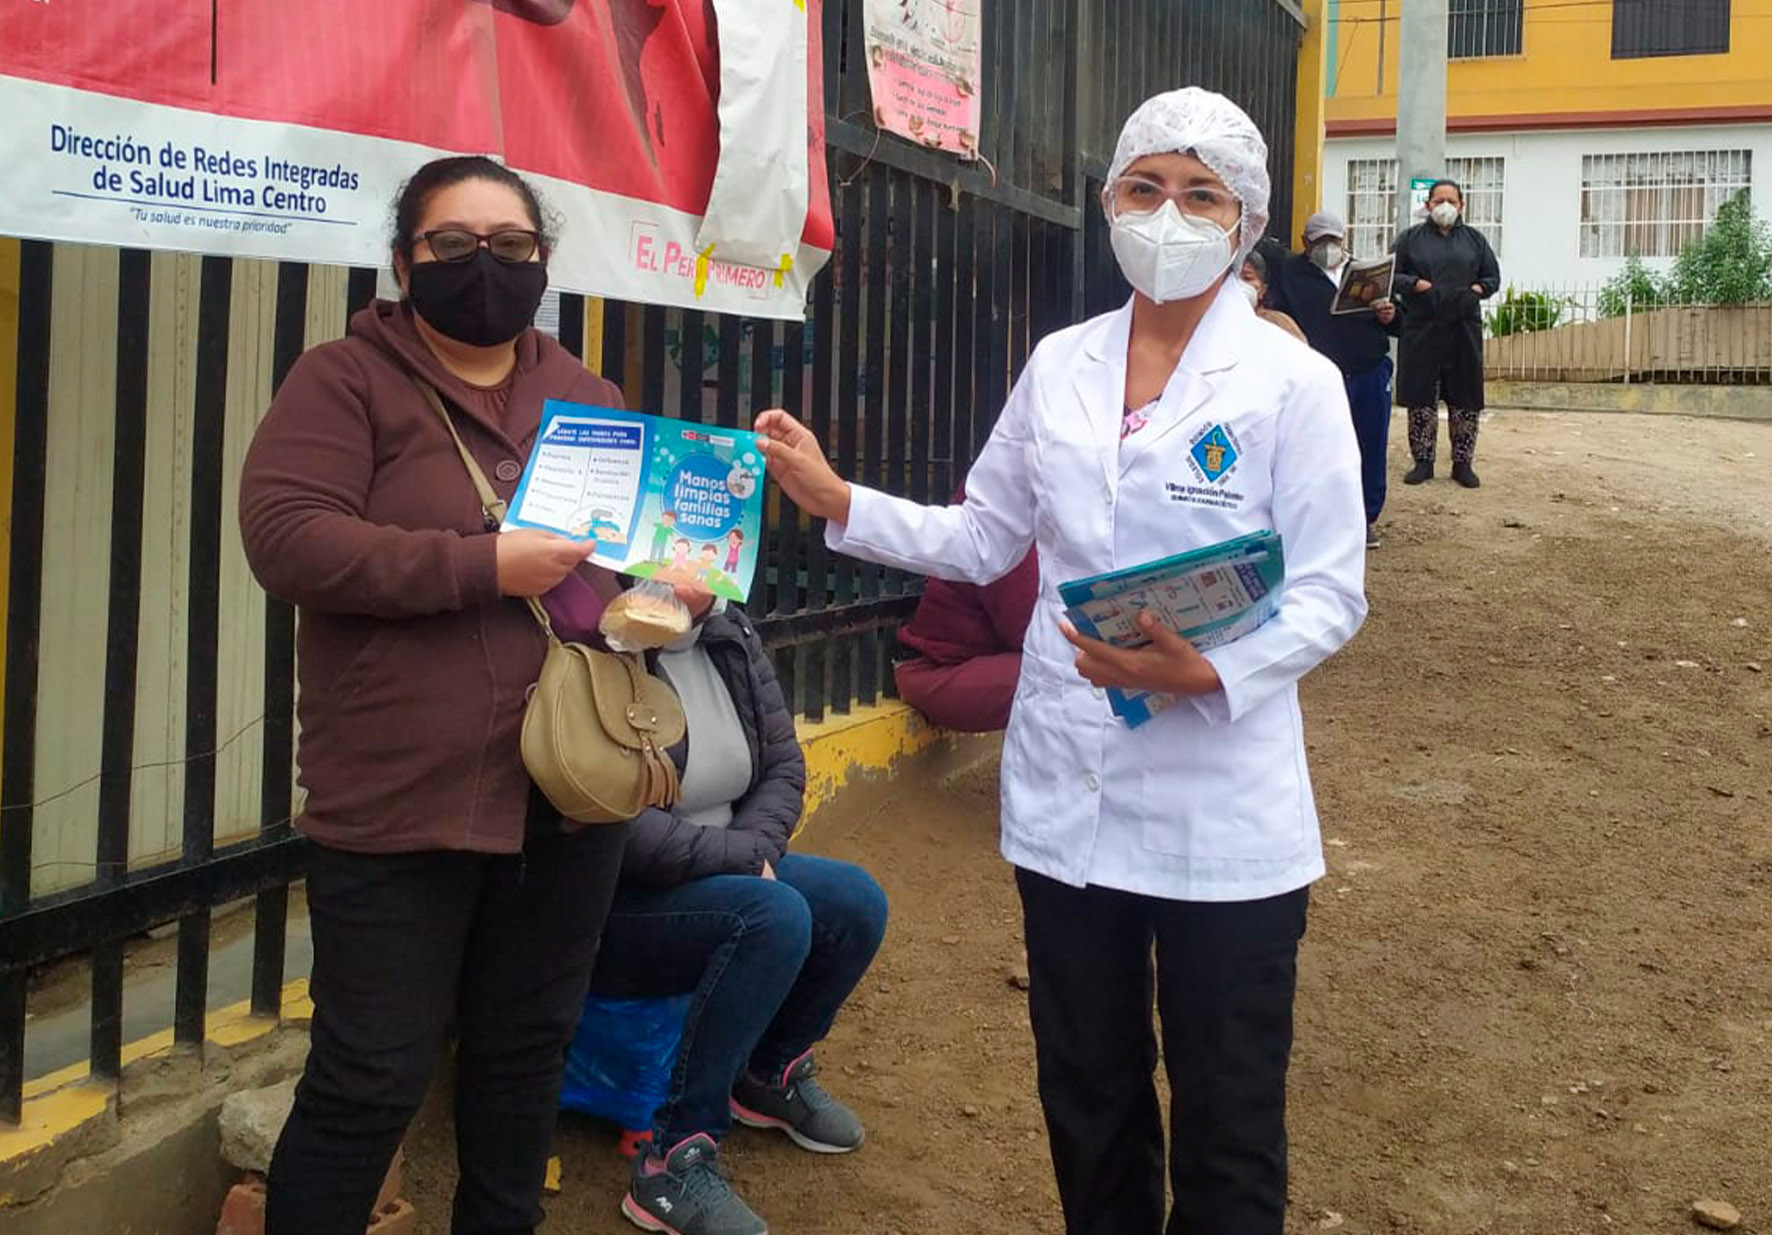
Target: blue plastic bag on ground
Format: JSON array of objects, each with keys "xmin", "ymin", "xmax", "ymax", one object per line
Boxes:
[{"xmin": 560, "ymin": 992, "xmax": 693, "ymax": 1133}]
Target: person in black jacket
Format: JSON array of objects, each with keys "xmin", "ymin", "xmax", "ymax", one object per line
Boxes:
[
  {"xmin": 589, "ymin": 591, "xmax": 888, "ymax": 1235},
  {"xmin": 1393, "ymin": 178, "xmax": 1501, "ymax": 489},
  {"xmin": 1266, "ymin": 210, "xmax": 1402, "ymax": 547}
]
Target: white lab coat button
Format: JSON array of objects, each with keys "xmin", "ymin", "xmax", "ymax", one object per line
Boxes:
[
  {"xmin": 1085, "ymin": 772, "xmax": 1100, "ymax": 791},
  {"xmin": 1092, "ymin": 687, "xmax": 1106, "ymax": 701},
  {"xmin": 1102, "ymin": 486, "xmax": 1113, "ymax": 504}
]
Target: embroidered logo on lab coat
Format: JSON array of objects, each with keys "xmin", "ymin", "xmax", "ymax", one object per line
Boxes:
[{"xmin": 1187, "ymin": 424, "xmax": 1241, "ymax": 485}]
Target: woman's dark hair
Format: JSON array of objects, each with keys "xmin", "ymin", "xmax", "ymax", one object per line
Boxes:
[
  {"xmin": 390, "ymin": 155, "xmax": 558, "ymax": 264},
  {"xmin": 1242, "ymin": 248, "xmax": 1269, "ymax": 283},
  {"xmin": 1428, "ymin": 178, "xmax": 1464, "ymax": 205}
]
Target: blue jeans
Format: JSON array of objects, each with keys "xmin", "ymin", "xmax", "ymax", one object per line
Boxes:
[
  {"xmin": 1345, "ymin": 358, "xmax": 1393, "ymax": 525},
  {"xmin": 587, "ymin": 854, "xmax": 888, "ymax": 1147}
]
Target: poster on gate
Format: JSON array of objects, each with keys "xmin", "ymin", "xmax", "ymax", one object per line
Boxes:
[
  {"xmin": 0, "ymin": 1, "xmax": 832, "ymax": 319},
  {"xmin": 862, "ymin": 0, "xmax": 982, "ymax": 159}
]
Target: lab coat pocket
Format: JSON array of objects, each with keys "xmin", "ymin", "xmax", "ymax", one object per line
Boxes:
[{"xmin": 1135, "ymin": 720, "xmax": 1307, "ymax": 862}]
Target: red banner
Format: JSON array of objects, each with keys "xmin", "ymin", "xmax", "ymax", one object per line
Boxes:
[{"xmin": 0, "ymin": 1, "xmax": 831, "ymax": 317}]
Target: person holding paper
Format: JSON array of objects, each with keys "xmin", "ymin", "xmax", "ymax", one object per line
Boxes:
[
  {"xmin": 1394, "ymin": 178, "xmax": 1501, "ymax": 489},
  {"xmin": 756, "ymin": 89, "xmax": 1367, "ymax": 1235},
  {"xmin": 239, "ymin": 156, "xmax": 629, "ymax": 1235},
  {"xmin": 1266, "ymin": 211, "xmax": 1402, "ymax": 547}
]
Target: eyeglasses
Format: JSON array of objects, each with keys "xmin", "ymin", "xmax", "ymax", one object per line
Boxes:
[
  {"xmin": 1106, "ymin": 176, "xmax": 1238, "ymax": 221},
  {"xmin": 420, "ymin": 228, "xmax": 542, "ymax": 264}
]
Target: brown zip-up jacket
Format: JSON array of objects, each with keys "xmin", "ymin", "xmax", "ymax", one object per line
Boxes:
[{"xmin": 239, "ymin": 300, "xmax": 622, "ymax": 853}]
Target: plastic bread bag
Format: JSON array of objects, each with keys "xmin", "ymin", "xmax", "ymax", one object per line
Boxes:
[{"xmin": 600, "ymin": 581, "xmax": 692, "ymax": 652}]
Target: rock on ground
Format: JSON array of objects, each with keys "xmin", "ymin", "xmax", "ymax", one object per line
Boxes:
[{"xmin": 219, "ymin": 1079, "xmax": 298, "ymax": 1174}]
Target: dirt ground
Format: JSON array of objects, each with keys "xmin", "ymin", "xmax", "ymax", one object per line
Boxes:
[{"xmin": 404, "ymin": 410, "xmax": 1772, "ymax": 1234}]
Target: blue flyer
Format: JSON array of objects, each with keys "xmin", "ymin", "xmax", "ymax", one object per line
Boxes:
[{"xmin": 502, "ymin": 400, "xmax": 766, "ymax": 602}]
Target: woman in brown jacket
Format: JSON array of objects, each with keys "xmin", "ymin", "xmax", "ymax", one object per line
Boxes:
[{"xmin": 239, "ymin": 156, "xmax": 627, "ymax": 1235}]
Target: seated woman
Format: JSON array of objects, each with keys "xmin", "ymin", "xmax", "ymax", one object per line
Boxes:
[
  {"xmin": 893, "ymin": 485, "xmax": 1039, "ymax": 733},
  {"xmin": 591, "ymin": 586, "xmax": 888, "ymax": 1235}
]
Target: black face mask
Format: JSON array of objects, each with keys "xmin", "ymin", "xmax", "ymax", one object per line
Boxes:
[{"xmin": 406, "ymin": 249, "xmax": 548, "ymax": 347}]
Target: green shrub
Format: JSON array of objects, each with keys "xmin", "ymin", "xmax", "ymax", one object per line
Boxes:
[
  {"xmin": 1597, "ymin": 255, "xmax": 1662, "ymax": 319},
  {"xmin": 1661, "ymin": 190, "xmax": 1772, "ymax": 307},
  {"xmin": 1486, "ymin": 288, "xmax": 1567, "ymax": 336}
]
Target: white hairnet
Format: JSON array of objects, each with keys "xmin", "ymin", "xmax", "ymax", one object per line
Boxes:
[{"xmin": 1105, "ymin": 88, "xmax": 1271, "ymax": 262}]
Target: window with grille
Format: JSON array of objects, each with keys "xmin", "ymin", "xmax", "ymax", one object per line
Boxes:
[
  {"xmin": 1579, "ymin": 150, "xmax": 1751, "ymax": 258},
  {"xmin": 1612, "ymin": 0, "xmax": 1729, "ymax": 59},
  {"xmin": 1343, "ymin": 157, "xmax": 1506, "ymax": 258},
  {"xmin": 1449, "ymin": 0, "xmax": 1524, "ymax": 58}
]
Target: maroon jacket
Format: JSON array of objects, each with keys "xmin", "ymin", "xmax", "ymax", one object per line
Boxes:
[
  {"xmin": 896, "ymin": 488, "xmax": 1040, "ymax": 665},
  {"xmin": 239, "ymin": 301, "xmax": 622, "ymax": 854}
]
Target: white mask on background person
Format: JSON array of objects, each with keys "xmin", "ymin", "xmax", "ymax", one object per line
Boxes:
[
  {"xmin": 1110, "ymin": 201, "xmax": 1237, "ymax": 304},
  {"xmin": 1310, "ymin": 242, "xmax": 1345, "ymax": 270},
  {"xmin": 1236, "ymin": 279, "xmax": 1261, "ymax": 309},
  {"xmin": 1430, "ymin": 202, "xmax": 1460, "ymax": 229}
]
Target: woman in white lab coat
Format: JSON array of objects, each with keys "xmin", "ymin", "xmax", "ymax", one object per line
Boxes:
[{"xmin": 757, "ymin": 89, "xmax": 1367, "ymax": 1235}]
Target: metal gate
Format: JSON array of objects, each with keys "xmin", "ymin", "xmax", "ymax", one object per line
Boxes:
[{"xmin": 0, "ymin": 0, "xmax": 1304, "ymax": 1124}]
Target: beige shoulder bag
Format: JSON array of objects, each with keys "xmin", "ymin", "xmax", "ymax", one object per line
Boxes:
[{"xmin": 411, "ymin": 377, "xmax": 685, "ymax": 823}]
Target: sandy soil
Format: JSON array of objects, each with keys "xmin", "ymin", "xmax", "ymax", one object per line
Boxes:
[{"xmin": 401, "ymin": 410, "xmax": 1772, "ymax": 1235}]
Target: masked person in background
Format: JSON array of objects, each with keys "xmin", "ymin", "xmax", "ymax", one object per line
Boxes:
[
  {"xmin": 1266, "ymin": 211, "xmax": 1401, "ymax": 547},
  {"xmin": 754, "ymin": 89, "xmax": 1367, "ymax": 1235},
  {"xmin": 1238, "ymin": 248, "xmax": 1307, "ymax": 343},
  {"xmin": 241, "ymin": 156, "xmax": 628, "ymax": 1235},
  {"xmin": 1393, "ymin": 179, "xmax": 1500, "ymax": 489}
]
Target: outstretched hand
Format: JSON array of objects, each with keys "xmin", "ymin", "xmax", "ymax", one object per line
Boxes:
[
  {"xmin": 753, "ymin": 410, "xmax": 852, "ymax": 525},
  {"xmin": 1060, "ymin": 610, "xmax": 1222, "ymax": 698}
]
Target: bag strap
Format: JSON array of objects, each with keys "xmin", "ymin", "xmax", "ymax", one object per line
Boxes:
[{"xmin": 409, "ymin": 375, "xmax": 558, "ymax": 641}]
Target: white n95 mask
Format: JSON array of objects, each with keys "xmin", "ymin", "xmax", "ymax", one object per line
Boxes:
[
  {"xmin": 1110, "ymin": 202, "xmax": 1237, "ymax": 305},
  {"xmin": 1430, "ymin": 202, "xmax": 1459, "ymax": 228}
]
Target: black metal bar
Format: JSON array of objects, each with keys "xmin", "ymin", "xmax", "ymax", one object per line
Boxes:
[
  {"xmin": 558, "ymin": 292, "xmax": 585, "ymax": 359},
  {"xmin": 971, "ymin": 207, "xmax": 999, "ymax": 458},
  {"xmin": 884, "ymin": 170, "xmax": 913, "ymax": 561},
  {"xmin": 642, "ymin": 304, "xmax": 668, "ymax": 413},
  {"xmin": 747, "ymin": 317, "xmax": 776, "ymax": 612},
  {"xmin": 346, "ymin": 266, "xmax": 378, "ymax": 318},
  {"xmin": 601, "ymin": 296, "xmax": 628, "ymax": 389},
  {"xmin": 753, "ymin": 594, "xmax": 920, "ymax": 650},
  {"xmin": 715, "ymin": 314, "xmax": 742, "ymax": 430},
  {"xmin": 90, "ymin": 247, "xmax": 153, "ymax": 1079},
  {"xmin": 0, "ymin": 240, "xmax": 53, "ymax": 1124},
  {"xmin": 252, "ymin": 260, "xmax": 309, "ymax": 1021},
  {"xmin": 855, "ymin": 165, "xmax": 892, "ymax": 706},
  {"xmin": 909, "ymin": 177, "xmax": 934, "ymax": 506},
  {"xmin": 774, "ymin": 317, "xmax": 805, "ymax": 619},
  {"xmin": 953, "ymin": 195, "xmax": 979, "ymax": 480},
  {"xmin": 824, "ymin": 121, "xmax": 1079, "ymax": 229},
  {"xmin": 1001, "ymin": 0, "xmax": 1024, "ymax": 191},
  {"xmin": 802, "ymin": 209, "xmax": 837, "ymax": 723},
  {"xmin": 932, "ymin": 188, "xmax": 957, "ymax": 502},
  {"xmin": 175, "ymin": 255, "xmax": 232, "ymax": 1050},
  {"xmin": 0, "ymin": 834, "xmax": 311, "ymax": 974},
  {"xmin": 832, "ymin": 166, "xmax": 865, "ymax": 713},
  {"xmin": 678, "ymin": 309, "xmax": 705, "ymax": 423}
]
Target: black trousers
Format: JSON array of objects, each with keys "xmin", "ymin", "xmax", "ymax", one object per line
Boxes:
[
  {"xmin": 1016, "ymin": 869, "xmax": 1309, "ymax": 1235},
  {"xmin": 267, "ymin": 817, "xmax": 626, "ymax": 1235}
]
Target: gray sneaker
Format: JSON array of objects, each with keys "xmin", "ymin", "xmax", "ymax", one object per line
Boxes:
[
  {"xmin": 621, "ymin": 1134, "xmax": 767, "ymax": 1235},
  {"xmin": 729, "ymin": 1051, "xmax": 865, "ymax": 1154}
]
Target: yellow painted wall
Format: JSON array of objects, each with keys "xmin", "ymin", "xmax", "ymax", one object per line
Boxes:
[
  {"xmin": 1294, "ymin": 0, "xmax": 1331, "ymax": 239},
  {"xmin": 1326, "ymin": 0, "xmax": 1772, "ymax": 123}
]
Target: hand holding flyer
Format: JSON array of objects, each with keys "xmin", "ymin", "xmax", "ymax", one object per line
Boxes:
[{"xmin": 503, "ymin": 401, "xmax": 766, "ymax": 602}]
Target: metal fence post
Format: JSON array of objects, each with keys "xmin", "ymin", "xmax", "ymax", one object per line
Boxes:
[{"xmin": 1623, "ymin": 287, "xmax": 1633, "ymax": 385}]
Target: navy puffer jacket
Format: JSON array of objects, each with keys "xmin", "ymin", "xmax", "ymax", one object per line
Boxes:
[{"xmin": 617, "ymin": 606, "xmax": 805, "ymax": 886}]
